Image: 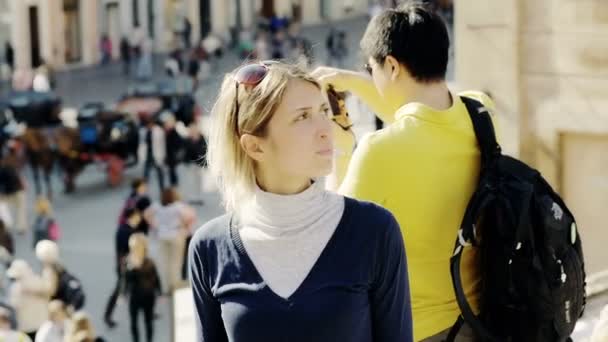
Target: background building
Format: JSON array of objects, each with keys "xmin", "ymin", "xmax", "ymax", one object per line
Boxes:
[
  {"xmin": 456, "ymin": 0, "xmax": 608, "ymax": 289},
  {"xmin": 3, "ymin": 0, "xmax": 371, "ymax": 70}
]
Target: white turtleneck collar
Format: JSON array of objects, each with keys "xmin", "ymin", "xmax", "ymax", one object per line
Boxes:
[
  {"xmin": 238, "ymin": 179, "xmax": 345, "ymax": 298},
  {"xmin": 240, "ymin": 180, "xmax": 334, "ymax": 238}
]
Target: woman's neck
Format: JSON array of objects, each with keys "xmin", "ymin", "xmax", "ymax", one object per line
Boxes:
[{"xmin": 256, "ymin": 171, "xmax": 312, "ymax": 196}]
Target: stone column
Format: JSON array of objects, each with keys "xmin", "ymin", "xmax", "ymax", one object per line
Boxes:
[
  {"xmin": 81, "ymin": 0, "xmax": 100, "ymax": 65},
  {"xmin": 454, "ymin": 0, "xmax": 521, "ymax": 157},
  {"xmin": 301, "ymin": 0, "xmax": 321, "ymax": 25}
]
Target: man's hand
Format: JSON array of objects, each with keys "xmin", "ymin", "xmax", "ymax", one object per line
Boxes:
[{"xmin": 312, "ymin": 66, "xmax": 396, "ymax": 124}]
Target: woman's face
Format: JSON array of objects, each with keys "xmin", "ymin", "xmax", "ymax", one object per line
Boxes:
[{"xmin": 252, "ymin": 79, "xmax": 334, "ymax": 186}]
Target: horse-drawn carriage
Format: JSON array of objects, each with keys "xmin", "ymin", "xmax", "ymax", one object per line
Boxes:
[
  {"xmin": 0, "ymin": 91, "xmax": 140, "ymax": 194},
  {"xmin": 76, "ymin": 102, "xmax": 140, "ymax": 186},
  {"xmin": 116, "ymin": 82, "xmax": 201, "ymax": 125}
]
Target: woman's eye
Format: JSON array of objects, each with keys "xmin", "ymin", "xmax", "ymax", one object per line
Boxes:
[
  {"xmin": 322, "ymin": 107, "xmax": 331, "ymax": 116},
  {"xmin": 296, "ymin": 112, "xmax": 309, "ymax": 121}
]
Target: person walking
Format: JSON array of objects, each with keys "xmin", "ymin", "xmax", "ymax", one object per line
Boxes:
[
  {"xmin": 120, "ymin": 37, "xmax": 131, "ymax": 76},
  {"xmin": 121, "ymin": 233, "xmax": 161, "ymax": 342},
  {"xmin": 142, "ymin": 119, "xmax": 166, "ymax": 193},
  {"xmin": 6, "ymin": 259, "xmax": 49, "ymax": 341},
  {"xmin": 103, "ymin": 208, "xmax": 141, "ymax": 328},
  {"xmin": 161, "ymin": 114, "xmax": 183, "ymax": 187},
  {"xmin": 145, "ymin": 188, "xmax": 194, "ymax": 294}
]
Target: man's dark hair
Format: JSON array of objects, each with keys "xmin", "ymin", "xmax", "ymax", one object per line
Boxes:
[{"xmin": 360, "ymin": 1, "xmax": 449, "ymax": 83}]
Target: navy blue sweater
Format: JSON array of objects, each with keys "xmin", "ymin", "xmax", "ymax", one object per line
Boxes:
[{"xmin": 188, "ymin": 197, "xmax": 413, "ymax": 342}]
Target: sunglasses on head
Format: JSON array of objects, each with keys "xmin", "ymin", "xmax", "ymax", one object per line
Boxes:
[{"xmin": 233, "ymin": 61, "xmax": 279, "ymax": 136}]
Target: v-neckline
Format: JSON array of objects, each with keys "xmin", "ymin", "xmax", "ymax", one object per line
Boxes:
[{"xmin": 229, "ymin": 197, "xmax": 353, "ymax": 302}]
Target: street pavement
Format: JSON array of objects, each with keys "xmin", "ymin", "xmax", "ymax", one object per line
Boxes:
[{"xmin": 3, "ymin": 15, "xmax": 606, "ymax": 342}]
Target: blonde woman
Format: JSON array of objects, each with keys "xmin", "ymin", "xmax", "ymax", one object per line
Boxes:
[
  {"xmin": 65, "ymin": 312, "xmax": 104, "ymax": 342},
  {"xmin": 188, "ymin": 62, "xmax": 413, "ymax": 341},
  {"xmin": 120, "ymin": 233, "xmax": 161, "ymax": 342}
]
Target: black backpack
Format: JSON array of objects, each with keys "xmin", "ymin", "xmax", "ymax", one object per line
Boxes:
[
  {"xmin": 54, "ymin": 265, "xmax": 86, "ymax": 310},
  {"xmin": 447, "ymin": 97, "xmax": 586, "ymax": 342}
]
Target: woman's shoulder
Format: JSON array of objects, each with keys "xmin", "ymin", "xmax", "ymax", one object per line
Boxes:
[
  {"xmin": 189, "ymin": 214, "xmax": 233, "ymax": 250},
  {"xmin": 341, "ymin": 197, "xmax": 400, "ymax": 240},
  {"xmin": 343, "ymin": 197, "xmax": 396, "ymax": 225}
]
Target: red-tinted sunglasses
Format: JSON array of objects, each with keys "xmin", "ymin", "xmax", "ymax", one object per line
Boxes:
[{"xmin": 233, "ymin": 61, "xmax": 278, "ymax": 135}]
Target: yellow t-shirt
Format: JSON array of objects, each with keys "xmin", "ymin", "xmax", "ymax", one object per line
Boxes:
[{"xmin": 339, "ymin": 91, "xmax": 497, "ymax": 341}]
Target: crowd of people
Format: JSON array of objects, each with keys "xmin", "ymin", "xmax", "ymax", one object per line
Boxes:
[
  {"xmin": 0, "ymin": 175, "xmax": 198, "ymax": 341},
  {"xmin": 0, "ymin": 235, "xmax": 104, "ymax": 342}
]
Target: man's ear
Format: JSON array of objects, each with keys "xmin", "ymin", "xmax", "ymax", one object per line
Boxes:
[
  {"xmin": 385, "ymin": 55, "xmax": 401, "ymax": 81},
  {"xmin": 240, "ymin": 134, "xmax": 265, "ymax": 162}
]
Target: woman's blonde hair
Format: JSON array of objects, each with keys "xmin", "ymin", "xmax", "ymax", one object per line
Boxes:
[
  {"xmin": 35, "ymin": 196, "xmax": 52, "ymax": 215},
  {"xmin": 207, "ymin": 62, "xmax": 321, "ymax": 212},
  {"xmin": 128, "ymin": 233, "xmax": 148, "ymax": 267},
  {"xmin": 67, "ymin": 311, "xmax": 95, "ymax": 342}
]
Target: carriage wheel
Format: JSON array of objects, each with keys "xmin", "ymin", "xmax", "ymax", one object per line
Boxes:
[{"xmin": 107, "ymin": 156, "xmax": 124, "ymax": 186}]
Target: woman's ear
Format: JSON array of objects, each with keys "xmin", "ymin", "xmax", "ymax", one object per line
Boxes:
[
  {"xmin": 385, "ymin": 55, "xmax": 401, "ymax": 81},
  {"xmin": 240, "ymin": 134, "xmax": 265, "ymax": 162}
]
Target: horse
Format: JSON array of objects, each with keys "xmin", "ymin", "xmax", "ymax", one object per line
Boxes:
[{"xmin": 19, "ymin": 125, "xmax": 84, "ymax": 197}]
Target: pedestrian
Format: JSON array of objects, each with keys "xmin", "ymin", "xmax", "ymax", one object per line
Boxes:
[
  {"xmin": 117, "ymin": 178, "xmax": 149, "ymax": 226},
  {"xmin": 4, "ymin": 41, "xmax": 14, "ymax": 75},
  {"xmin": 183, "ymin": 17, "xmax": 192, "ymax": 49},
  {"xmin": 271, "ymin": 29, "xmax": 287, "ymax": 59},
  {"xmin": 115, "ymin": 208, "xmax": 141, "ymax": 275},
  {"xmin": 35, "ymin": 240, "xmax": 85, "ymax": 313},
  {"xmin": 188, "ymin": 61, "xmax": 413, "ymax": 341},
  {"xmin": 33, "ymin": 60, "xmax": 54, "ymax": 92},
  {"xmin": 161, "ymin": 113, "xmax": 183, "ymax": 187},
  {"xmin": 0, "ymin": 218, "xmax": 13, "ymax": 257},
  {"xmin": 142, "ymin": 119, "xmax": 166, "ymax": 193},
  {"xmin": 100, "ymin": 34, "xmax": 112, "ymax": 65},
  {"xmin": 0, "ymin": 219, "xmax": 13, "ymax": 295},
  {"xmin": 144, "ymin": 188, "xmax": 194, "ymax": 294},
  {"xmin": 254, "ymin": 30, "xmax": 271, "ymax": 61},
  {"xmin": 103, "ymin": 207, "xmax": 141, "ymax": 328},
  {"xmin": 186, "ymin": 50, "xmax": 200, "ymax": 91},
  {"xmin": 183, "ymin": 122, "xmax": 207, "ymax": 204},
  {"xmin": 0, "ymin": 306, "xmax": 32, "ymax": 342},
  {"xmin": 0, "ymin": 154, "xmax": 27, "ymax": 234},
  {"xmin": 120, "ymin": 37, "xmax": 131, "ymax": 76},
  {"xmin": 326, "ymin": 29, "xmax": 348, "ymax": 68},
  {"xmin": 32, "ymin": 197, "xmax": 60, "ymax": 249},
  {"xmin": 34, "ymin": 300, "xmax": 72, "ymax": 342},
  {"xmin": 137, "ymin": 37, "xmax": 153, "ymax": 81},
  {"xmin": 34, "ymin": 240, "xmax": 61, "ymax": 300},
  {"xmin": 312, "ymin": 2, "xmax": 496, "ymax": 340},
  {"xmin": 121, "ymin": 233, "xmax": 161, "ymax": 342},
  {"xmin": 6, "ymin": 259, "xmax": 49, "ymax": 341},
  {"xmin": 65, "ymin": 312, "xmax": 104, "ymax": 342}
]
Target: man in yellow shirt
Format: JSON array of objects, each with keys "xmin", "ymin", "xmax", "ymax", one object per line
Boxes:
[{"xmin": 313, "ymin": 2, "xmax": 496, "ymax": 341}]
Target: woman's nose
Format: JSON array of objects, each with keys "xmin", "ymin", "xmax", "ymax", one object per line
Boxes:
[{"xmin": 317, "ymin": 114, "xmax": 332, "ymax": 140}]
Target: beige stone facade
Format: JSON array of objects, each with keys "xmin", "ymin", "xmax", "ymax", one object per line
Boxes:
[
  {"xmin": 456, "ymin": 0, "xmax": 608, "ymax": 278},
  {"xmin": 4, "ymin": 0, "xmax": 369, "ymax": 71}
]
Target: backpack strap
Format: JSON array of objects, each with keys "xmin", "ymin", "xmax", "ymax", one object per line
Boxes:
[
  {"xmin": 447, "ymin": 97, "xmax": 504, "ymax": 342},
  {"xmin": 460, "ymin": 96, "xmax": 501, "ymax": 169}
]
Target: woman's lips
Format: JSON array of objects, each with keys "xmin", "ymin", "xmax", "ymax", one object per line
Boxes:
[{"xmin": 316, "ymin": 149, "xmax": 334, "ymax": 157}]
